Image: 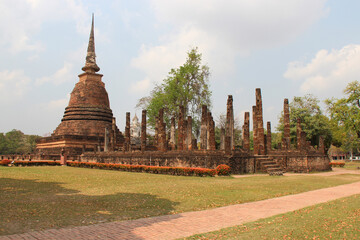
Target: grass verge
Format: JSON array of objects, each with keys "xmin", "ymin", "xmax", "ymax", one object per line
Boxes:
[
  {"xmin": 1, "ymin": 166, "xmax": 360, "ymax": 235},
  {"xmin": 183, "ymin": 194, "xmax": 360, "ymax": 239}
]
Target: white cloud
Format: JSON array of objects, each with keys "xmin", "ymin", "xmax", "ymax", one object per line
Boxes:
[
  {"xmin": 46, "ymin": 94, "xmax": 70, "ymax": 111},
  {"xmin": 36, "ymin": 62, "xmax": 74, "ymax": 85},
  {"xmin": 130, "ymin": 78, "xmax": 151, "ymax": 94},
  {"xmin": 132, "ymin": 0, "xmax": 328, "ymax": 93},
  {"xmin": 0, "ymin": 70, "xmax": 31, "ymax": 104},
  {"xmin": 284, "ymin": 44, "xmax": 360, "ymax": 97},
  {"xmin": 0, "ymin": 0, "xmax": 87, "ymax": 53}
]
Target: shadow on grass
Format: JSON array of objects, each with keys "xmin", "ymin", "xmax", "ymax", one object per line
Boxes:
[{"xmin": 0, "ymin": 178, "xmax": 179, "ymax": 238}]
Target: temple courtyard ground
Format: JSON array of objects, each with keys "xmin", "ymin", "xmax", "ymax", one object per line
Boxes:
[{"xmin": 1, "ymin": 166, "xmax": 360, "ymax": 239}]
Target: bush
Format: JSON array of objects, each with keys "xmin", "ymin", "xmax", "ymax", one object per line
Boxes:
[
  {"xmin": 0, "ymin": 159, "xmax": 11, "ymax": 166},
  {"xmin": 329, "ymin": 162, "xmax": 345, "ymax": 168},
  {"xmin": 12, "ymin": 161, "xmax": 61, "ymax": 166},
  {"xmin": 67, "ymin": 162, "xmax": 216, "ymax": 177},
  {"xmin": 216, "ymin": 164, "xmax": 231, "ymax": 176}
]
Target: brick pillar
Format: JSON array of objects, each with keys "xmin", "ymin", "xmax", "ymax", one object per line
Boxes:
[
  {"xmin": 104, "ymin": 127, "xmax": 109, "ymax": 152},
  {"xmin": 170, "ymin": 117, "xmax": 176, "ymax": 150},
  {"xmin": 296, "ymin": 118, "xmax": 302, "ymax": 149},
  {"xmin": 60, "ymin": 148, "xmax": 67, "ymax": 165},
  {"xmin": 111, "ymin": 117, "xmax": 116, "ymax": 151},
  {"xmin": 154, "ymin": 116, "xmax": 159, "ymax": 146},
  {"xmin": 206, "ymin": 111, "xmax": 211, "ymax": 150},
  {"xmin": 252, "ymin": 105, "xmax": 258, "ymax": 155},
  {"xmin": 225, "ymin": 136, "xmax": 231, "ymax": 154},
  {"xmin": 183, "ymin": 117, "xmax": 188, "ymax": 150},
  {"xmin": 266, "ymin": 121, "xmax": 272, "ymax": 153},
  {"xmin": 226, "ymin": 95, "xmax": 235, "ymax": 150},
  {"xmin": 208, "ymin": 113, "xmax": 216, "ymax": 150},
  {"xmin": 200, "ymin": 105, "xmax": 208, "ymax": 150},
  {"xmin": 158, "ymin": 108, "xmax": 167, "ymax": 151},
  {"xmin": 283, "ymin": 98, "xmax": 291, "ymax": 149},
  {"xmin": 256, "ymin": 88, "xmax": 265, "ymax": 155},
  {"xmin": 242, "ymin": 112, "xmax": 250, "ymax": 151},
  {"xmin": 220, "ymin": 128, "xmax": 225, "ymax": 150},
  {"xmin": 192, "ymin": 139, "xmax": 197, "ymax": 150},
  {"xmin": 178, "ymin": 106, "xmax": 185, "ymax": 150},
  {"xmin": 125, "ymin": 112, "xmax": 130, "ymax": 152},
  {"xmin": 187, "ymin": 116, "xmax": 192, "ymax": 150},
  {"xmin": 141, "ymin": 110, "xmax": 147, "ymax": 152}
]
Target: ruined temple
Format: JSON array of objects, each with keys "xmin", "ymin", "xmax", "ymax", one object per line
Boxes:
[
  {"xmin": 36, "ymin": 15, "xmax": 124, "ymax": 159},
  {"xmin": 34, "ymin": 16, "xmax": 329, "ymax": 174}
]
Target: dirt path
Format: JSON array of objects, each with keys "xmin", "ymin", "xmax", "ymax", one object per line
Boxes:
[{"xmin": 1, "ymin": 169, "xmax": 360, "ymax": 240}]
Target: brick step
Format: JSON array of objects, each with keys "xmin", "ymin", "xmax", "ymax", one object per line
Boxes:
[
  {"xmin": 261, "ymin": 161, "xmax": 277, "ymax": 165},
  {"xmin": 257, "ymin": 158, "xmax": 273, "ymax": 161},
  {"xmin": 263, "ymin": 164, "xmax": 281, "ymax": 169},
  {"xmin": 267, "ymin": 167, "xmax": 283, "ymax": 172}
]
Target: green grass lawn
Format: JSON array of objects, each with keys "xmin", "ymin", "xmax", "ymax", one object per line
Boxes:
[
  {"xmin": 344, "ymin": 161, "xmax": 360, "ymax": 170},
  {"xmin": 1, "ymin": 166, "xmax": 360, "ymax": 235},
  {"xmin": 184, "ymin": 194, "xmax": 360, "ymax": 239}
]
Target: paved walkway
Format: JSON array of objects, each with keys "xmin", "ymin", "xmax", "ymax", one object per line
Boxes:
[{"xmin": 1, "ymin": 169, "xmax": 360, "ymax": 240}]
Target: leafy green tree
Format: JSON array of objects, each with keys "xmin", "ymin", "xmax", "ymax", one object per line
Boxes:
[
  {"xmin": 137, "ymin": 47, "xmax": 211, "ymax": 137},
  {"xmin": 0, "ymin": 130, "xmax": 41, "ymax": 154},
  {"xmin": 326, "ymin": 81, "xmax": 360, "ymax": 154},
  {"xmin": 277, "ymin": 94, "xmax": 332, "ymax": 148}
]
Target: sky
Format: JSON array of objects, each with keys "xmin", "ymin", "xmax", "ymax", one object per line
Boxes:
[{"xmin": 1, "ymin": 0, "xmax": 360, "ymax": 136}]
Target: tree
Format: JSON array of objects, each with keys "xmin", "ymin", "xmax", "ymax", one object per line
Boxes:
[
  {"xmin": 277, "ymin": 94, "xmax": 332, "ymax": 149},
  {"xmin": 137, "ymin": 47, "xmax": 212, "ymax": 137},
  {"xmin": 0, "ymin": 129, "xmax": 41, "ymax": 154},
  {"xmin": 326, "ymin": 81, "xmax": 360, "ymax": 154}
]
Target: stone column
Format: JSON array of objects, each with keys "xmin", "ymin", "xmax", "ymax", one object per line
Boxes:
[
  {"xmin": 297, "ymin": 118, "xmax": 305, "ymax": 150},
  {"xmin": 225, "ymin": 136, "xmax": 231, "ymax": 154},
  {"xmin": 104, "ymin": 127, "xmax": 109, "ymax": 152},
  {"xmin": 170, "ymin": 117, "xmax": 176, "ymax": 150},
  {"xmin": 220, "ymin": 128, "xmax": 225, "ymax": 150},
  {"xmin": 187, "ymin": 116, "xmax": 192, "ymax": 150},
  {"xmin": 158, "ymin": 108, "xmax": 167, "ymax": 151},
  {"xmin": 183, "ymin": 116, "xmax": 188, "ymax": 150},
  {"xmin": 242, "ymin": 112, "xmax": 250, "ymax": 151},
  {"xmin": 200, "ymin": 105, "xmax": 208, "ymax": 150},
  {"xmin": 252, "ymin": 105, "xmax": 258, "ymax": 154},
  {"xmin": 208, "ymin": 113, "xmax": 216, "ymax": 150},
  {"xmin": 154, "ymin": 116, "xmax": 159, "ymax": 146},
  {"xmin": 283, "ymin": 98, "xmax": 291, "ymax": 149},
  {"xmin": 255, "ymin": 88, "xmax": 265, "ymax": 155},
  {"xmin": 60, "ymin": 148, "xmax": 67, "ymax": 165},
  {"xmin": 266, "ymin": 121, "xmax": 272, "ymax": 153},
  {"xmin": 141, "ymin": 110, "xmax": 147, "ymax": 152},
  {"xmin": 111, "ymin": 117, "xmax": 116, "ymax": 151},
  {"xmin": 124, "ymin": 112, "xmax": 131, "ymax": 152},
  {"xmin": 226, "ymin": 95, "xmax": 235, "ymax": 150},
  {"xmin": 178, "ymin": 106, "xmax": 185, "ymax": 151},
  {"xmin": 206, "ymin": 111, "xmax": 211, "ymax": 150}
]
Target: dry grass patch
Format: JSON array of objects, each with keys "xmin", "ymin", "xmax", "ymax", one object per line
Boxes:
[{"xmin": 1, "ymin": 166, "xmax": 360, "ymax": 235}]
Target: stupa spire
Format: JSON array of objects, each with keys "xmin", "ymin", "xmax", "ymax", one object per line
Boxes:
[{"xmin": 82, "ymin": 14, "xmax": 100, "ymax": 73}]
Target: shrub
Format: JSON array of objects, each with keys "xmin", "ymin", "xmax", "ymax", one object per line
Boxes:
[
  {"xmin": 0, "ymin": 159, "xmax": 11, "ymax": 166},
  {"xmin": 67, "ymin": 162, "xmax": 216, "ymax": 177},
  {"xmin": 12, "ymin": 161, "xmax": 61, "ymax": 166},
  {"xmin": 329, "ymin": 162, "xmax": 345, "ymax": 167},
  {"xmin": 216, "ymin": 164, "xmax": 231, "ymax": 176}
]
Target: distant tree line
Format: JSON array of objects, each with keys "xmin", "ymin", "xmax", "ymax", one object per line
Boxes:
[{"xmin": 0, "ymin": 130, "xmax": 41, "ymax": 155}]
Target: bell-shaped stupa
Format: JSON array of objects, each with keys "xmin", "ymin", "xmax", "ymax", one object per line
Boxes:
[{"xmin": 36, "ymin": 15, "xmax": 123, "ymax": 158}]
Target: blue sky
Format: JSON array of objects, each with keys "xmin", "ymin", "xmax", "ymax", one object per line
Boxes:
[{"xmin": 1, "ymin": 0, "xmax": 360, "ymax": 136}]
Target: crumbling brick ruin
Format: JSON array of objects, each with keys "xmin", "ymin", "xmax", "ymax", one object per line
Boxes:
[{"xmin": 33, "ymin": 15, "xmax": 330, "ymax": 174}]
